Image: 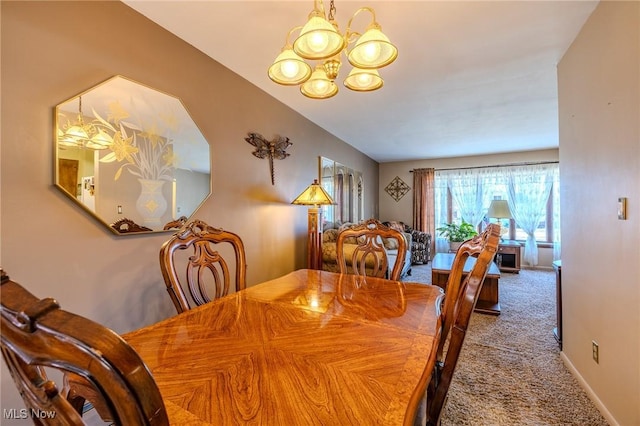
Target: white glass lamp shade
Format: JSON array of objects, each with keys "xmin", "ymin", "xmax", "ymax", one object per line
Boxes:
[
  {"xmin": 344, "ymin": 67, "xmax": 383, "ymax": 92},
  {"xmin": 64, "ymin": 120, "xmax": 90, "ymax": 141},
  {"xmin": 300, "ymin": 66, "xmax": 338, "ymax": 99},
  {"xmin": 268, "ymin": 48, "xmax": 312, "ymax": 85},
  {"xmin": 293, "ymin": 12, "xmax": 345, "ymax": 60},
  {"xmin": 56, "ymin": 128, "xmax": 76, "ymax": 147},
  {"xmin": 58, "ymin": 127, "xmax": 83, "ymax": 147},
  {"xmin": 87, "ymin": 129, "xmax": 114, "ymax": 150},
  {"xmin": 62, "ymin": 118, "xmax": 113, "ymax": 150},
  {"xmin": 347, "ymin": 25, "xmax": 398, "ymax": 69}
]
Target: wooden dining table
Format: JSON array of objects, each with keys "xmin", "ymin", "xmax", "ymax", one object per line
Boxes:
[{"xmin": 123, "ymin": 269, "xmax": 444, "ymax": 425}]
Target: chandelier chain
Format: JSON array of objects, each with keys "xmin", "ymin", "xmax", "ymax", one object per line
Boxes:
[{"xmin": 328, "ymin": 0, "xmax": 337, "ymax": 21}]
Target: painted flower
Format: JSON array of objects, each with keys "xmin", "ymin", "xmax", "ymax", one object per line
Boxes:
[
  {"xmin": 97, "ymin": 101, "xmax": 176, "ymax": 181},
  {"xmin": 109, "ymin": 131, "xmax": 138, "ymax": 163}
]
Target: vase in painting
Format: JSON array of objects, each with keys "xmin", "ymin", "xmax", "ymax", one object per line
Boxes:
[{"xmin": 136, "ymin": 178, "xmax": 167, "ymax": 227}]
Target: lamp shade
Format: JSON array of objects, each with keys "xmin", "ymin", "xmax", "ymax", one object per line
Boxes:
[
  {"xmin": 292, "ymin": 179, "xmax": 335, "ymax": 206},
  {"xmin": 347, "ymin": 24, "xmax": 398, "ymax": 69},
  {"xmin": 89, "ymin": 129, "xmax": 114, "ymax": 149},
  {"xmin": 293, "ymin": 11, "xmax": 345, "ymax": 60},
  {"xmin": 300, "ymin": 66, "xmax": 338, "ymax": 99},
  {"xmin": 268, "ymin": 48, "xmax": 312, "ymax": 85},
  {"xmin": 344, "ymin": 67, "xmax": 383, "ymax": 91},
  {"xmin": 487, "ymin": 200, "xmax": 512, "ymax": 219},
  {"xmin": 64, "ymin": 120, "xmax": 91, "ymax": 141}
]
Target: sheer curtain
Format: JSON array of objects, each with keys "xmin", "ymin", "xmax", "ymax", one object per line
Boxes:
[
  {"xmin": 506, "ymin": 164, "xmax": 554, "ymax": 266},
  {"xmin": 434, "ymin": 169, "xmax": 492, "ymax": 253},
  {"xmin": 413, "ymin": 168, "xmax": 435, "ymax": 257},
  {"xmin": 435, "ymin": 163, "xmax": 559, "ymax": 259},
  {"xmin": 446, "ymin": 169, "xmax": 491, "ymax": 228}
]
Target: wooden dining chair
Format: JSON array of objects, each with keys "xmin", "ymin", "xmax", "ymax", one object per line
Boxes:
[
  {"xmin": 426, "ymin": 223, "xmax": 501, "ymax": 426},
  {"xmin": 0, "ymin": 271, "xmax": 169, "ymax": 425},
  {"xmin": 163, "ymin": 215, "xmax": 187, "ymax": 231},
  {"xmin": 336, "ymin": 219, "xmax": 408, "ymax": 281},
  {"xmin": 159, "ymin": 219, "xmax": 248, "ymax": 314},
  {"xmin": 111, "ymin": 217, "xmax": 152, "ymax": 233}
]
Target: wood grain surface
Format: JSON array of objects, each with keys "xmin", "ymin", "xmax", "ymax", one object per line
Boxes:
[{"xmin": 124, "ymin": 269, "xmax": 444, "ymax": 425}]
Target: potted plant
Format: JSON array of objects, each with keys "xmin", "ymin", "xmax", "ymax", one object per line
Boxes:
[{"xmin": 436, "ymin": 221, "xmax": 478, "ymax": 251}]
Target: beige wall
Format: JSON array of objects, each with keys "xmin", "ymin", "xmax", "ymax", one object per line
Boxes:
[
  {"xmin": 2, "ymin": 1, "xmax": 637, "ymax": 424},
  {"xmin": 0, "ymin": 1, "xmax": 378, "ymax": 417},
  {"xmin": 558, "ymin": 1, "xmax": 639, "ymax": 425},
  {"xmin": 379, "ymin": 149, "xmax": 559, "ymax": 267}
]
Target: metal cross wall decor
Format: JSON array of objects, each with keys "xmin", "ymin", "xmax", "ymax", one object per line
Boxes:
[
  {"xmin": 385, "ymin": 176, "xmax": 411, "ymax": 202},
  {"xmin": 245, "ymin": 132, "xmax": 293, "ymax": 185}
]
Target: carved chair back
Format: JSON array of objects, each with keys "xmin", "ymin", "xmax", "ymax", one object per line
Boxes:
[
  {"xmin": 426, "ymin": 223, "xmax": 500, "ymax": 425},
  {"xmin": 111, "ymin": 217, "xmax": 152, "ymax": 233},
  {"xmin": 159, "ymin": 219, "xmax": 247, "ymax": 314},
  {"xmin": 0, "ymin": 272, "xmax": 169, "ymax": 425},
  {"xmin": 163, "ymin": 215, "xmax": 187, "ymax": 230},
  {"xmin": 336, "ymin": 219, "xmax": 408, "ymax": 281}
]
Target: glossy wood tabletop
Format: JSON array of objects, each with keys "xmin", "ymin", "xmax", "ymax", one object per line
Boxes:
[{"xmin": 123, "ymin": 269, "xmax": 444, "ymax": 426}]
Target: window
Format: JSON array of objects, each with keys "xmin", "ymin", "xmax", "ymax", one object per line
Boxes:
[{"xmin": 435, "ymin": 163, "xmax": 559, "ymax": 245}]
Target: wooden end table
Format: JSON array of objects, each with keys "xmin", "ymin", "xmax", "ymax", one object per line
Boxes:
[
  {"xmin": 431, "ymin": 253, "xmax": 501, "ymax": 315},
  {"xmin": 497, "ymin": 240, "xmax": 521, "ymax": 273}
]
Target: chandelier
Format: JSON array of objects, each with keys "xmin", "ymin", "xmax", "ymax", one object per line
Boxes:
[
  {"xmin": 268, "ymin": 0, "xmax": 398, "ymax": 99},
  {"xmin": 58, "ymin": 96, "xmax": 113, "ymax": 150}
]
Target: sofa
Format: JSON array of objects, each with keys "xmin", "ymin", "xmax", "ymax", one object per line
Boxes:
[{"xmin": 321, "ymin": 221, "xmax": 413, "ymax": 278}]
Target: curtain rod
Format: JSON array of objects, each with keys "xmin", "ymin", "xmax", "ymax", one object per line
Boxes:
[{"xmin": 410, "ymin": 160, "xmax": 559, "ymax": 172}]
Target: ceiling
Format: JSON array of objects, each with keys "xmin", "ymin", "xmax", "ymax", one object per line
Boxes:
[{"xmin": 122, "ymin": 0, "xmax": 598, "ymax": 163}]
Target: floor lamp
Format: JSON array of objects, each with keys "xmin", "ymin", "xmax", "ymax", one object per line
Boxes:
[{"xmin": 292, "ymin": 179, "xmax": 335, "ymax": 270}]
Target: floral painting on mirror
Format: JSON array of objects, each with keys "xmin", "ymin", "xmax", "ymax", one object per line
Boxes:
[{"xmin": 55, "ymin": 75, "xmax": 211, "ymax": 235}]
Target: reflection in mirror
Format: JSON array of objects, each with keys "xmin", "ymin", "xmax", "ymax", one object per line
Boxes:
[
  {"xmin": 319, "ymin": 157, "xmax": 364, "ymax": 224},
  {"xmin": 55, "ymin": 76, "xmax": 211, "ymax": 235}
]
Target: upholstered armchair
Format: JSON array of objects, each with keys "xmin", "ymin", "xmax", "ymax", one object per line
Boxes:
[
  {"xmin": 410, "ymin": 228, "xmax": 431, "ymax": 264},
  {"xmin": 384, "ymin": 221, "xmax": 431, "ymax": 265}
]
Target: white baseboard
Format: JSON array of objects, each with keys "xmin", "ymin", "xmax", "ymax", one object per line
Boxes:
[{"xmin": 560, "ymin": 351, "xmax": 618, "ymax": 426}]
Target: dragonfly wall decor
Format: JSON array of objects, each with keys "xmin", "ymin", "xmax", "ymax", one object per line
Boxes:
[{"xmin": 245, "ymin": 132, "xmax": 292, "ymax": 185}]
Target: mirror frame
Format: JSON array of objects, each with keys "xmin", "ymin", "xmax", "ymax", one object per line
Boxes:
[
  {"xmin": 318, "ymin": 156, "xmax": 364, "ymax": 224},
  {"xmin": 54, "ymin": 75, "xmax": 212, "ymax": 235}
]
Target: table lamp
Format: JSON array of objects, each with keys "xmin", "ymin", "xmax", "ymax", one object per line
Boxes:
[
  {"xmin": 487, "ymin": 199, "xmax": 512, "ymax": 241},
  {"xmin": 292, "ymin": 179, "xmax": 335, "ymax": 269}
]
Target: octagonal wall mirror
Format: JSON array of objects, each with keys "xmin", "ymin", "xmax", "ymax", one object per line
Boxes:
[{"xmin": 55, "ymin": 76, "xmax": 211, "ymax": 235}]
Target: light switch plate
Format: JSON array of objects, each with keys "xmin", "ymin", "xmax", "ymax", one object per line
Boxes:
[{"xmin": 618, "ymin": 197, "xmax": 627, "ymax": 220}]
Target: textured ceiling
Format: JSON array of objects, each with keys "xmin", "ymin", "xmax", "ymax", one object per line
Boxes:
[{"xmin": 123, "ymin": 0, "xmax": 598, "ymax": 162}]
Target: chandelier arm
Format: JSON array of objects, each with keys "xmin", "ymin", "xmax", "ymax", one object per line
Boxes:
[
  {"xmin": 284, "ymin": 26, "xmax": 304, "ymax": 46},
  {"xmin": 315, "ymin": 0, "xmax": 326, "ymax": 17},
  {"xmin": 345, "ymin": 6, "xmax": 376, "ymax": 41},
  {"xmin": 270, "ymin": 1, "xmax": 393, "ymax": 98},
  {"xmin": 344, "ymin": 30, "xmax": 361, "ymax": 45}
]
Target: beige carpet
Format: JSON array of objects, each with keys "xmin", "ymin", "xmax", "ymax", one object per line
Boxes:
[{"xmin": 404, "ymin": 264, "xmax": 608, "ymax": 426}]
